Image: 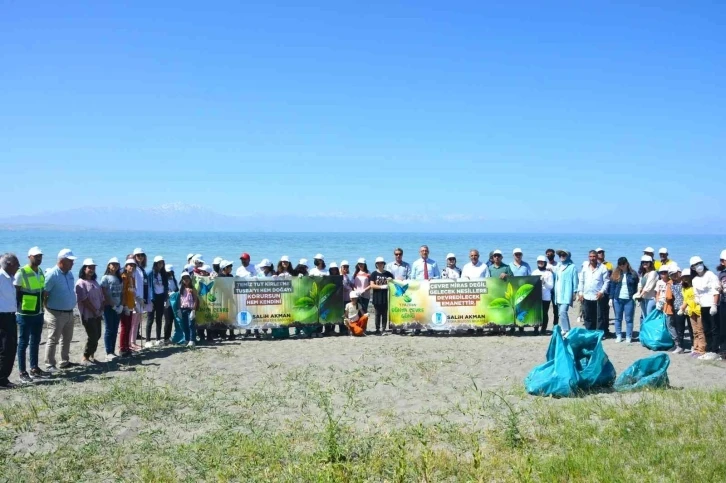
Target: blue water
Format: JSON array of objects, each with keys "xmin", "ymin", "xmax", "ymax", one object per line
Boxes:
[{"xmin": 0, "ymin": 231, "xmax": 723, "ymax": 272}]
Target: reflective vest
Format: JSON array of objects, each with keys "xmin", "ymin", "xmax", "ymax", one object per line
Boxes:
[{"xmin": 17, "ymin": 265, "xmax": 45, "ymax": 315}]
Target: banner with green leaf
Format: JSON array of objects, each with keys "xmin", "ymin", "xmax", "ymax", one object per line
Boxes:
[
  {"xmin": 388, "ymin": 277, "xmax": 543, "ymax": 331},
  {"xmin": 193, "ymin": 276, "xmax": 344, "ymax": 329}
]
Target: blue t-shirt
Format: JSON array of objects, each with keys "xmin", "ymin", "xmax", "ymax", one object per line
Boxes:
[{"xmin": 44, "ymin": 266, "xmax": 77, "ymax": 311}]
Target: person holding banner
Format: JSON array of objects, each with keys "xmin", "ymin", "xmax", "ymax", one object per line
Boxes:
[
  {"xmin": 276, "ymin": 256, "xmax": 294, "ymax": 278},
  {"xmin": 309, "ymin": 254, "xmax": 328, "ymax": 276},
  {"xmin": 532, "ymin": 256, "xmax": 554, "ymax": 335},
  {"xmin": 386, "ymin": 249, "xmax": 411, "ymax": 281},
  {"xmin": 441, "ymin": 254, "xmax": 461, "ymax": 280},
  {"xmin": 339, "ymin": 261, "xmax": 353, "ymax": 335},
  {"xmin": 553, "ymin": 250, "xmax": 579, "ymax": 334},
  {"xmin": 235, "ymin": 253, "xmax": 257, "ymax": 278},
  {"xmin": 178, "ymin": 272, "xmax": 199, "ymax": 347},
  {"xmin": 370, "ymin": 257, "xmax": 394, "ymax": 334},
  {"xmin": 461, "ymin": 250, "xmax": 489, "ymax": 280},
  {"xmin": 294, "ymin": 259, "xmax": 309, "ymax": 277},
  {"xmin": 344, "ymin": 291, "xmax": 368, "ymax": 337},
  {"xmin": 353, "ymin": 259, "xmax": 371, "ymax": 312},
  {"xmin": 411, "ymin": 245, "xmax": 440, "ymax": 280},
  {"xmin": 488, "ymin": 250, "xmax": 513, "ymax": 280},
  {"xmin": 256, "ymin": 259, "xmax": 276, "ymax": 278}
]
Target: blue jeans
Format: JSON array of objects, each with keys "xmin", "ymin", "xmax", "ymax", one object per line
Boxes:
[
  {"xmin": 640, "ymin": 298, "xmax": 656, "ymax": 322},
  {"xmin": 557, "ymin": 304, "xmax": 571, "ymax": 332},
  {"xmin": 613, "ymin": 298, "xmax": 635, "ymax": 339},
  {"xmin": 16, "ymin": 314, "xmax": 43, "ymax": 373},
  {"xmin": 103, "ymin": 306, "xmax": 120, "ymax": 355},
  {"xmin": 181, "ymin": 309, "xmax": 196, "ymax": 343}
]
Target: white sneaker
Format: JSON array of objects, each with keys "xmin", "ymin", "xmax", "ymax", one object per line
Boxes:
[
  {"xmin": 616, "ymin": 336, "xmax": 623, "ymax": 343},
  {"xmin": 186, "ymin": 341, "xmax": 195, "ymax": 348},
  {"xmin": 625, "ymin": 337, "xmax": 632, "ymax": 344},
  {"xmin": 144, "ymin": 341, "xmax": 154, "ymax": 349},
  {"xmin": 105, "ymin": 354, "xmax": 118, "ymax": 362},
  {"xmin": 698, "ymin": 352, "xmax": 721, "ymax": 361},
  {"xmin": 672, "ymin": 347, "xmax": 684, "ymax": 354},
  {"xmin": 45, "ymin": 365, "xmax": 58, "ymax": 373},
  {"xmin": 155, "ymin": 340, "xmax": 165, "ymax": 347}
]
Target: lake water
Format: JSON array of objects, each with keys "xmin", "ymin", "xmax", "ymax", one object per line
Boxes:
[{"xmin": 0, "ymin": 231, "xmax": 723, "ymax": 271}]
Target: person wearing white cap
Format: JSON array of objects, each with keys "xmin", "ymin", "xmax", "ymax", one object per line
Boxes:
[
  {"xmin": 294, "ymin": 259, "xmax": 310, "ymax": 277},
  {"xmin": 689, "ymin": 256, "xmax": 720, "ymax": 360},
  {"xmin": 14, "ymin": 247, "xmax": 49, "ymax": 383},
  {"xmin": 369, "ymin": 257, "xmax": 394, "ymax": 334},
  {"xmin": 276, "ymin": 256, "xmax": 294, "ymax": 278},
  {"xmin": 144, "ymin": 255, "xmax": 170, "ymax": 347},
  {"xmin": 441, "ymin": 253, "xmax": 462, "ymax": 280},
  {"xmin": 488, "ymin": 250, "xmax": 513, "ymax": 280},
  {"xmin": 510, "ymin": 249, "xmax": 531, "ymax": 277},
  {"xmin": 218, "ymin": 260, "xmax": 234, "ymax": 277},
  {"xmin": 163, "ymin": 264, "xmax": 179, "ymax": 344},
  {"xmin": 595, "ymin": 248, "xmax": 613, "ymax": 273},
  {"xmin": 385, "ymin": 248, "xmax": 411, "ymax": 281},
  {"xmin": 553, "ymin": 250, "xmax": 579, "ymax": 334},
  {"xmin": 75, "ymin": 258, "xmax": 104, "ymax": 365},
  {"xmin": 607, "ymin": 257, "xmax": 639, "ymax": 343},
  {"xmin": 633, "ymin": 255, "xmax": 658, "ymax": 323},
  {"xmin": 654, "ymin": 264, "xmax": 671, "ymax": 312},
  {"xmin": 309, "ymin": 254, "xmax": 328, "ymax": 276},
  {"xmin": 118, "ymin": 259, "xmax": 138, "ymax": 357},
  {"xmin": 344, "ymin": 291, "xmax": 368, "ymax": 337},
  {"xmin": 211, "ymin": 257, "xmax": 223, "ymax": 276},
  {"xmin": 643, "ymin": 247, "xmax": 655, "ymax": 259},
  {"xmin": 532, "ymin": 256, "xmax": 554, "ymax": 335},
  {"xmin": 130, "ymin": 248, "xmax": 149, "ymax": 351},
  {"xmin": 718, "ymin": 250, "xmax": 726, "ymax": 355},
  {"xmin": 339, "ymin": 261, "xmax": 354, "ymax": 335},
  {"xmin": 665, "ymin": 265, "xmax": 686, "ymax": 353},
  {"xmin": 43, "ymin": 249, "xmax": 78, "ymax": 372},
  {"xmin": 679, "ymin": 268, "xmax": 704, "ymax": 356},
  {"xmin": 594, "ymin": 248, "xmax": 613, "ymax": 334},
  {"xmin": 411, "ymin": 245, "xmax": 440, "ymax": 280},
  {"xmin": 461, "ymin": 249, "xmax": 490, "ymax": 281},
  {"xmin": 655, "ymin": 248, "xmax": 673, "ymax": 271},
  {"xmin": 256, "ymin": 259, "xmax": 276, "ymax": 279},
  {"xmin": 328, "ymin": 262, "xmax": 340, "ymax": 276},
  {"xmin": 353, "ymin": 258, "xmax": 371, "ymax": 312},
  {"xmin": 100, "ymin": 257, "xmax": 124, "ymax": 361},
  {"xmin": 0, "ymin": 253, "xmax": 21, "ymax": 388}
]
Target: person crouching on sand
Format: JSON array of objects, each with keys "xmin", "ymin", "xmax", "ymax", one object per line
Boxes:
[{"xmin": 345, "ymin": 291, "xmax": 368, "ymax": 337}]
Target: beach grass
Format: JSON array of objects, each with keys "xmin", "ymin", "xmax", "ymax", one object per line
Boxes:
[{"xmin": 2, "ymin": 364, "xmax": 725, "ymax": 483}]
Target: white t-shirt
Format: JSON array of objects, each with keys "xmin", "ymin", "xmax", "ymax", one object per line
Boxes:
[
  {"xmin": 532, "ymin": 269, "xmax": 554, "ymax": 301},
  {"xmin": 345, "ymin": 302, "xmax": 360, "ymax": 322},
  {"xmin": 692, "ymin": 271, "xmax": 719, "ymax": 308},
  {"xmin": 236, "ymin": 264, "xmax": 258, "ymax": 278},
  {"xmin": 461, "ymin": 261, "xmax": 490, "ymax": 280},
  {"xmin": 309, "ymin": 267, "xmax": 329, "ymax": 276},
  {"xmin": 0, "ymin": 269, "xmax": 18, "ymax": 313}
]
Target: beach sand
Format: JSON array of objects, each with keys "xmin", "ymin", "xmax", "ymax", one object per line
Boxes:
[{"xmin": 2, "ymin": 302, "xmax": 725, "ymax": 458}]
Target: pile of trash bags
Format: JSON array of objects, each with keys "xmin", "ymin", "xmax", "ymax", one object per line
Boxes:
[{"xmin": 525, "ymin": 328, "xmax": 671, "ymax": 397}]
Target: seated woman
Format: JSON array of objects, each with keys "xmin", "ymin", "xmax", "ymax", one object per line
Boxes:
[{"xmin": 345, "ymin": 291, "xmax": 368, "ymax": 337}]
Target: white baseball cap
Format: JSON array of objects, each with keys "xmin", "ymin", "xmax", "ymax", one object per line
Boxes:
[
  {"xmin": 341, "ymin": 260, "xmax": 349, "ymax": 266},
  {"xmin": 357, "ymin": 257, "xmax": 366, "ymax": 264},
  {"xmin": 314, "ymin": 253, "xmax": 324, "ymax": 260},
  {"xmin": 689, "ymin": 256, "xmax": 703, "ymax": 266},
  {"xmin": 166, "ymin": 264, "xmax": 175, "ymax": 272},
  {"xmin": 133, "ymin": 248, "xmax": 145, "ymax": 255},
  {"xmin": 125, "ymin": 258, "xmax": 137, "ymax": 266},
  {"xmin": 595, "ymin": 247, "xmax": 604, "ymax": 252},
  {"xmin": 181, "ymin": 271, "xmax": 191, "ymax": 279},
  {"xmin": 108, "ymin": 257, "xmax": 120, "ymax": 264},
  {"xmin": 280, "ymin": 255, "xmax": 290, "ymax": 262},
  {"xmin": 27, "ymin": 246, "xmax": 43, "ymax": 256},
  {"xmin": 58, "ymin": 248, "xmax": 77, "ymax": 260},
  {"xmin": 512, "ymin": 248, "xmax": 523, "ymax": 254},
  {"xmin": 220, "ymin": 260, "xmax": 233, "ymax": 269},
  {"xmin": 657, "ymin": 264, "xmax": 669, "ymax": 273},
  {"xmin": 153, "ymin": 255, "xmax": 164, "ymax": 263},
  {"xmin": 187, "ymin": 253, "xmax": 195, "ymax": 261},
  {"xmin": 667, "ymin": 265, "xmax": 680, "ymax": 275},
  {"xmin": 681, "ymin": 268, "xmax": 691, "ymax": 277},
  {"xmin": 350, "ymin": 291, "xmax": 359, "ymax": 299},
  {"xmin": 446, "ymin": 253, "xmax": 456, "ymax": 259},
  {"xmin": 259, "ymin": 258, "xmax": 272, "ymax": 267},
  {"xmin": 659, "ymin": 247, "xmax": 668, "ymax": 254},
  {"xmin": 192, "ymin": 253, "xmax": 203, "ymax": 261},
  {"xmin": 213, "ymin": 257, "xmax": 223, "ymax": 265},
  {"xmin": 643, "ymin": 247, "xmax": 655, "ymax": 253},
  {"xmin": 640, "ymin": 255, "xmax": 653, "ymax": 262},
  {"xmin": 492, "ymin": 250, "xmax": 502, "ymax": 256},
  {"xmin": 375, "ymin": 256, "xmax": 385, "ymax": 263},
  {"xmin": 82, "ymin": 258, "xmax": 96, "ymax": 266},
  {"xmin": 721, "ymin": 249, "xmax": 726, "ymax": 260},
  {"xmin": 536, "ymin": 255, "xmax": 547, "ymax": 262},
  {"xmin": 200, "ymin": 264, "xmax": 212, "ymax": 272},
  {"xmin": 329, "ymin": 262, "xmax": 338, "ymax": 269},
  {"xmin": 299, "ymin": 258, "xmax": 308, "ymax": 266}
]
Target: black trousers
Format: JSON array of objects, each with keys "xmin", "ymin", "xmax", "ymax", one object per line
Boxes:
[
  {"xmin": 597, "ymin": 294, "xmax": 610, "ymax": 334},
  {"xmin": 583, "ymin": 298, "xmax": 609, "ymax": 332},
  {"xmin": 719, "ymin": 304, "xmax": 726, "ymax": 353},
  {"xmin": 541, "ymin": 301, "xmax": 551, "ymax": 332},
  {"xmin": 701, "ymin": 310, "xmax": 719, "ymax": 353},
  {"xmin": 373, "ymin": 303, "xmax": 388, "ymax": 331},
  {"xmin": 0, "ymin": 313, "xmax": 18, "ymax": 384},
  {"xmin": 551, "ymin": 289, "xmax": 559, "ymax": 325},
  {"xmin": 164, "ymin": 305, "xmax": 174, "ymax": 340},
  {"xmin": 146, "ymin": 294, "xmax": 166, "ymax": 341}
]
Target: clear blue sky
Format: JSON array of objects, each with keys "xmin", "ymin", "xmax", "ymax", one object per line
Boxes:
[{"xmin": 1, "ymin": 1, "xmax": 724, "ymax": 227}]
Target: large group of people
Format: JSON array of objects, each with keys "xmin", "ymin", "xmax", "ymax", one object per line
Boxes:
[{"xmin": 1, "ymin": 244, "xmax": 725, "ymax": 389}]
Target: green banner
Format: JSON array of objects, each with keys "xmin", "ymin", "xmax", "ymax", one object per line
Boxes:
[
  {"xmin": 193, "ymin": 276, "xmax": 345, "ymax": 329},
  {"xmin": 388, "ymin": 276, "xmax": 543, "ymax": 331}
]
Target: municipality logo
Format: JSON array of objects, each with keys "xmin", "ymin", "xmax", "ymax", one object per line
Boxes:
[
  {"xmin": 431, "ymin": 312, "xmax": 447, "ymax": 326},
  {"xmin": 237, "ymin": 311, "xmax": 254, "ymax": 327}
]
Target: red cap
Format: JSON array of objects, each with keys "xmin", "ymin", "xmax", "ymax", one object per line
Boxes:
[{"xmin": 240, "ymin": 252, "xmax": 250, "ymax": 260}]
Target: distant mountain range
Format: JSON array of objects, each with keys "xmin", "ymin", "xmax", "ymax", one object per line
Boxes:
[{"xmin": 0, "ymin": 202, "xmax": 721, "ymax": 233}]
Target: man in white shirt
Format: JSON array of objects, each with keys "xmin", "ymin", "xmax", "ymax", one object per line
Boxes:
[
  {"xmin": 461, "ymin": 249, "xmax": 490, "ymax": 280},
  {"xmin": 385, "ymin": 248, "xmax": 411, "ymax": 281},
  {"xmin": 532, "ymin": 256, "xmax": 554, "ymax": 335},
  {"xmin": 578, "ymin": 250, "xmax": 611, "ymax": 333},
  {"xmin": 235, "ymin": 253, "xmax": 258, "ymax": 278},
  {"xmin": 0, "ymin": 253, "xmax": 20, "ymax": 388},
  {"xmin": 410, "ymin": 245, "xmax": 440, "ymax": 280}
]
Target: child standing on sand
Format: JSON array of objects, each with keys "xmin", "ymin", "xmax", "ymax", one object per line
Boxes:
[
  {"xmin": 680, "ymin": 268, "xmax": 704, "ymax": 357},
  {"xmin": 119, "ymin": 259, "xmax": 138, "ymax": 357},
  {"xmin": 345, "ymin": 292, "xmax": 368, "ymax": 337}
]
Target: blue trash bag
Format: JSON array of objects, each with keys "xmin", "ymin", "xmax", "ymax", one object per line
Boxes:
[
  {"xmin": 525, "ymin": 328, "xmax": 581, "ymax": 397},
  {"xmin": 614, "ymin": 353, "xmax": 670, "ymax": 392},
  {"xmin": 639, "ymin": 309, "xmax": 674, "ymax": 351},
  {"xmin": 566, "ymin": 328, "xmax": 617, "ymax": 390},
  {"xmin": 169, "ymin": 292, "xmax": 187, "ymax": 344}
]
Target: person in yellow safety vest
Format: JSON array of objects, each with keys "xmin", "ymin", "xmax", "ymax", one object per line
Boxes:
[{"xmin": 14, "ymin": 246, "xmax": 51, "ymax": 384}]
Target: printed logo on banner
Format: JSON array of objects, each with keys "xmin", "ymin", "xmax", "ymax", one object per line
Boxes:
[
  {"xmin": 237, "ymin": 311, "xmax": 254, "ymax": 327},
  {"xmin": 432, "ymin": 312, "xmax": 447, "ymax": 326}
]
